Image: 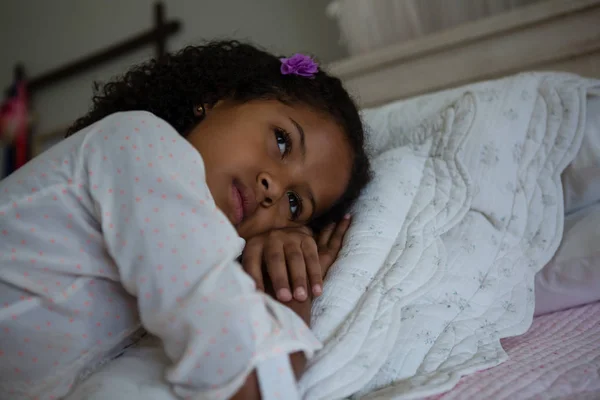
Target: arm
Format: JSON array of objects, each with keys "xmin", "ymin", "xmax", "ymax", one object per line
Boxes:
[
  {"xmin": 233, "ymin": 219, "xmax": 353, "ymax": 397},
  {"xmin": 232, "ymin": 285, "xmax": 311, "ymax": 400},
  {"xmin": 286, "ymin": 300, "xmax": 312, "ymax": 377},
  {"xmin": 233, "ymin": 218, "xmax": 352, "ymax": 398},
  {"xmin": 263, "ymin": 265, "xmax": 312, "ymax": 377}
]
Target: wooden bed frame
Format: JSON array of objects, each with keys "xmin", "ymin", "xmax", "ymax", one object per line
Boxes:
[{"xmin": 328, "ymin": 0, "xmax": 600, "ymax": 108}]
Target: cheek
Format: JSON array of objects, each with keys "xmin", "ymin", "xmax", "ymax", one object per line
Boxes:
[{"xmin": 312, "ymin": 164, "xmax": 352, "ymax": 211}]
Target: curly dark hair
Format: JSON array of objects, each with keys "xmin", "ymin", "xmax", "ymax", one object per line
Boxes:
[{"xmin": 67, "ymin": 40, "xmax": 371, "ymax": 231}]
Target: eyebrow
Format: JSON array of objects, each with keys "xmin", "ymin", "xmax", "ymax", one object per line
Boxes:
[{"xmin": 290, "ymin": 118, "xmax": 306, "ymax": 160}]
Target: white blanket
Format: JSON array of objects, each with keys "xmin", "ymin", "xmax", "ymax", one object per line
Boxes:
[
  {"xmin": 300, "ymin": 73, "xmax": 598, "ymax": 399},
  {"xmin": 65, "ymin": 73, "xmax": 598, "ymax": 400}
]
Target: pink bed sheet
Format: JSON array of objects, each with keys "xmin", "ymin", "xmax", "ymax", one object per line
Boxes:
[{"xmin": 425, "ymin": 302, "xmax": 600, "ymax": 400}]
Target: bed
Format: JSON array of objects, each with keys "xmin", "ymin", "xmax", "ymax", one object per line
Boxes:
[
  {"xmin": 411, "ymin": 94, "xmax": 600, "ymax": 400},
  {"xmin": 310, "ymin": 1, "xmax": 600, "ymax": 398},
  {"xmin": 294, "ymin": 72, "xmax": 599, "ymax": 400},
  {"xmin": 425, "ymin": 301, "xmax": 600, "ymax": 400}
]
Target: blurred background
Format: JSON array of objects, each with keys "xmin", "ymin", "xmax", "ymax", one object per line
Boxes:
[
  {"xmin": 1, "ymin": 0, "xmax": 595, "ymax": 178},
  {"xmin": 0, "ymin": 0, "xmax": 346, "ymax": 136}
]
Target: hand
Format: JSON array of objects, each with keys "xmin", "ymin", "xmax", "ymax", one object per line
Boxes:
[{"xmin": 241, "ymin": 215, "xmax": 351, "ymax": 302}]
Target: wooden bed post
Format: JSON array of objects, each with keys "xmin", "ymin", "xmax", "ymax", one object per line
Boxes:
[
  {"xmin": 19, "ymin": 1, "xmax": 181, "ymax": 95},
  {"xmin": 155, "ymin": 2, "xmax": 167, "ymax": 58}
]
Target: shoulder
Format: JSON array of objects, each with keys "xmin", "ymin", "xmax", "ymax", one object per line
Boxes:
[
  {"xmin": 81, "ymin": 111, "xmax": 205, "ymax": 173},
  {"xmin": 88, "ymin": 111, "xmax": 179, "ymax": 140},
  {"xmin": 82, "ymin": 111, "xmax": 195, "ymax": 155}
]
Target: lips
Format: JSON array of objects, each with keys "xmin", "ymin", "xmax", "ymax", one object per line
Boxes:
[
  {"xmin": 231, "ymin": 184, "xmax": 244, "ymax": 225},
  {"xmin": 231, "ymin": 180, "xmax": 256, "ymax": 226}
]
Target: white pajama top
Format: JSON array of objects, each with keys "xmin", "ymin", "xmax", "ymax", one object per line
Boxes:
[{"xmin": 0, "ymin": 111, "xmax": 321, "ymax": 400}]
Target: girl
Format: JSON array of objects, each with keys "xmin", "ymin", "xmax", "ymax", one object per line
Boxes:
[{"xmin": 0, "ymin": 41, "xmax": 370, "ymax": 400}]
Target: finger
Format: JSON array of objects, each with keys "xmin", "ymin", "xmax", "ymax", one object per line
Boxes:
[
  {"xmin": 284, "ymin": 243, "xmax": 308, "ymax": 301},
  {"xmin": 241, "ymin": 240, "xmax": 265, "ymax": 292},
  {"xmin": 326, "ymin": 214, "xmax": 352, "ymax": 253},
  {"xmin": 301, "ymin": 238, "xmax": 323, "ymax": 297},
  {"xmin": 264, "ymin": 239, "xmax": 292, "ymax": 302},
  {"xmin": 317, "ymin": 222, "xmax": 336, "ymax": 249}
]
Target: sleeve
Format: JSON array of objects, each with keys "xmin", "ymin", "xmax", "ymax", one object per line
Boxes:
[{"xmin": 82, "ymin": 111, "xmax": 321, "ymax": 400}]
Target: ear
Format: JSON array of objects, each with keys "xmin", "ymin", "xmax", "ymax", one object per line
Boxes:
[{"xmin": 193, "ymin": 104, "xmax": 206, "ymax": 118}]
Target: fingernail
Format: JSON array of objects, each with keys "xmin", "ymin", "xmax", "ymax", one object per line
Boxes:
[
  {"xmin": 277, "ymin": 288, "xmax": 292, "ymax": 302},
  {"xmin": 313, "ymin": 284, "xmax": 322, "ymax": 296},
  {"xmin": 294, "ymin": 287, "xmax": 307, "ymax": 301},
  {"xmin": 344, "ymin": 213, "xmax": 351, "ymax": 220}
]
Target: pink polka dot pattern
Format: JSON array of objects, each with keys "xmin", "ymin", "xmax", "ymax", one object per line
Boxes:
[{"xmin": 0, "ymin": 111, "xmax": 320, "ymax": 400}]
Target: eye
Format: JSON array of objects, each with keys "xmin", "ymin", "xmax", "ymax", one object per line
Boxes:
[
  {"xmin": 287, "ymin": 191, "xmax": 302, "ymax": 220},
  {"xmin": 274, "ymin": 128, "xmax": 292, "ymax": 158}
]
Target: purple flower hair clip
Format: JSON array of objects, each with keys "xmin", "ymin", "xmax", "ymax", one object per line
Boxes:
[{"xmin": 280, "ymin": 54, "xmax": 319, "ymax": 78}]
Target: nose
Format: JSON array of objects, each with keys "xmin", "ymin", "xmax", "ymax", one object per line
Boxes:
[{"xmin": 257, "ymin": 172, "xmax": 284, "ymax": 207}]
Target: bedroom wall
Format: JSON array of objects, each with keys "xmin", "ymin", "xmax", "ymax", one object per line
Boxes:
[{"xmin": 0, "ymin": 0, "xmax": 346, "ymax": 136}]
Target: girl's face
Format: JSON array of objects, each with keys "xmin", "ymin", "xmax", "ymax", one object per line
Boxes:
[{"xmin": 186, "ymin": 99, "xmax": 353, "ymax": 240}]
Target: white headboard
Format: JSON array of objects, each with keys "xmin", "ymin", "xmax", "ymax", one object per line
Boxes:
[{"xmin": 328, "ymin": 0, "xmax": 600, "ymax": 108}]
